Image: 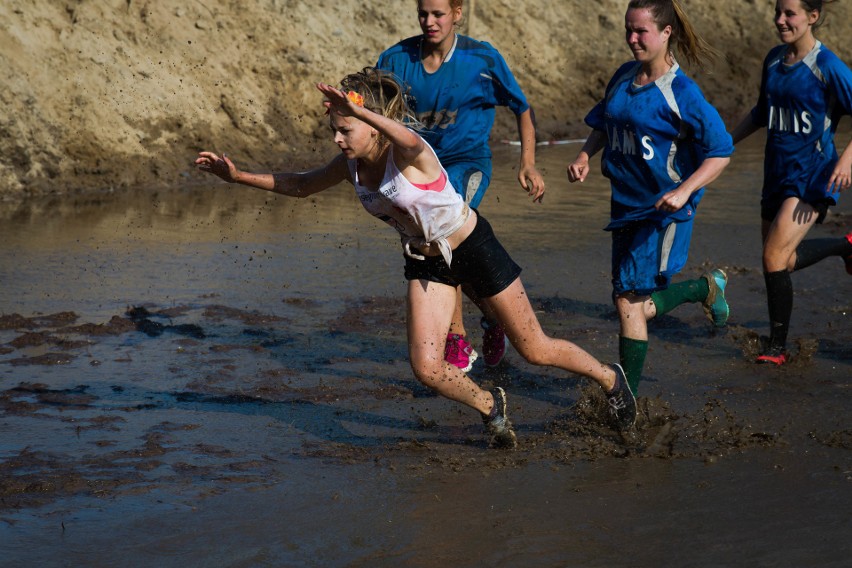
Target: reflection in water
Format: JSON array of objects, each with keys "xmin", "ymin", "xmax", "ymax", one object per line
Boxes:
[{"xmin": 0, "ymin": 133, "xmax": 847, "ymax": 341}]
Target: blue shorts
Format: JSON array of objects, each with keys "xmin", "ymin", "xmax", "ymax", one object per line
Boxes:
[
  {"xmin": 445, "ymin": 162, "xmax": 492, "ymax": 209},
  {"xmin": 611, "ymin": 219, "xmax": 694, "ymax": 296},
  {"xmin": 403, "ymin": 213, "xmax": 521, "ymax": 298}
]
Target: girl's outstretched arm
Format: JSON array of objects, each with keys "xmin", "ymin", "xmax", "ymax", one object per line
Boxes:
[{"xmin": 195, "ymin": 151, "xmax": 350, "ymax": 197}]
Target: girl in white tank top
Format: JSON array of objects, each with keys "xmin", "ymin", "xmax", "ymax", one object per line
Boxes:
[
  {"xmin": 196, "ymin": 68, "xmax": 637, "ymax": 447},
  {"xmin": 348, "ymin": 139, "xmax": 470, "ymax": 267}
]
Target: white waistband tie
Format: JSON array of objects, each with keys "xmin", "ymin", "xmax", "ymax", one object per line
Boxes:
[{"xmin": 402, "ymin": 205, "xmax": 471, "ymax": 267}]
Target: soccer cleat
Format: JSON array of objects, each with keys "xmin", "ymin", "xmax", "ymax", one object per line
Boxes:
[
  {"xmin": 756, "ymin": 347, "xmax": 788, "ymax": 366},
  {"xmin": 444, "ymin": 333, "xmax": 478, "ymax": 373},
  {"xmin": 482, "ymin": 387, "xmax": 517, "ymax": 449},
  {"xmin": 480, "ymin": 317, "xmax": 508, "ymax": 367},
  {"xmin": 702, "ymin": 269, "xmax": 730, "ymax": 327},
  {"xmin": 605, "ymin": 364, "xmax": 637, "ymax": 430},
  {"xmin": 844, "ymin": 232, "xmax": 852, "ymax": 275}
]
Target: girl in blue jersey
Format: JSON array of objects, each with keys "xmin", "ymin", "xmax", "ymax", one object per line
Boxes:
[
  {"xmin": 377, "ymin": 0, "xmax": 545, "ymax": 372},
  {"xmin": 196, "ymin": 69, "xmax": 637, "ymax": 448},
  {"xmin": 567, "ymin": 0, "xmax": 733, "ymax": 394},
  {"xmin": 730, "ymin": 0, "xmax": 852, "ymax": 366}
]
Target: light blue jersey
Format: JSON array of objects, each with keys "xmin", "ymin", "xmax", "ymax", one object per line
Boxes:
[
  {"xmin": 752, "ymin": 41, "xmax": 852, "ymax": 205},
  {"xmin": 586, "ymin": 61, "xmax": 733, "ymax": 229},
  {"xmin": 377, "ymin": 34, "xmax": 528, "ymax": 178}
]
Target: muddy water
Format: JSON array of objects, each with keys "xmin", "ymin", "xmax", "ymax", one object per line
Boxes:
[{"xmin": 1, "ymin": 135, "xmax": 850, "ymax": 567}]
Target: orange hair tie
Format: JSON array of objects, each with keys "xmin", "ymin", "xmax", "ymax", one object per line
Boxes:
[{"xmin": 346, "ymin": 91, "xmax": 364, "ymax": 107}]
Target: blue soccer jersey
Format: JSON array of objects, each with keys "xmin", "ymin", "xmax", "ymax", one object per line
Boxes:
[
  {"xmin": 586, "ymin": 61, "xmax": 734, "ymax": 229},
  {"xmin": 751, "ymin": 41, "xmax": 852, "ymax": 203},
  {"xmin": 377, "ymin": 35, "xmax": 529, "ymax": 168}
]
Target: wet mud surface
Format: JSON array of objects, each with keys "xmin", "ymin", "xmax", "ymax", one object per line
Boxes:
[{"xmin": 1, "ymin": 144, "xmax": 850, "ymax": 566}]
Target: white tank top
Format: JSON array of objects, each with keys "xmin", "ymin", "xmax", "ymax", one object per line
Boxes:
[{"xmin": 348, "ymin": 140, "xmax": 470, "ymax": 266}]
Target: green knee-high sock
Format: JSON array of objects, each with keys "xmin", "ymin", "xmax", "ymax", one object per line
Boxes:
[
  {"xmin": 619, "ymin": 336, "xmax": 648, "ymax": 394},
  {"xmin": 650, "ymin": 278, "xmax": 710, "ymax": 317}
]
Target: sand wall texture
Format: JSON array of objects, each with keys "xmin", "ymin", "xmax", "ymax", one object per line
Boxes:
[{"xmin": 2, "ymin": 0, "xmax": 851, "ymax": 198}]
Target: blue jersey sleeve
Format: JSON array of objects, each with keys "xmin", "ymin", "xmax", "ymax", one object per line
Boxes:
[
  {"xmin": 478, "ymin": 41, "xmax": 529, "ymax": 115},
  {"xmin": 677, "ymin": 81, "xmax": 734, "ymax": 159},
  {"xmin": 820, "ymin": 49, "xmax": 852, "ymax": 118},
  {"xmin": 585, "ymin": 101, "xmax": 606, "ymax": 131},
  {"xmin": 585, "ymin": 62, "xmax": 639, "ymax": 131},
  {"xmin": 751, "ymin": 46, "xmax": 784, "ymax": 127},
  {"xmin": 375, "ymin": 41, "xmax": 411, "ymax": 85}
]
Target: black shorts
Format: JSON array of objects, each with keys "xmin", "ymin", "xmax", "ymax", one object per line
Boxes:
[
  {"xmin": 403, "ymin": 213, "xmax": 521, "ymax": 298},
  {"xmin": 761, "ymin": 196, "xmax": 831, "ymax": 225}
]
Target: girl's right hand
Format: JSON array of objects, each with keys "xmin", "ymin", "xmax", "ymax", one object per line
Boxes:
[
  {"xmin": 195, "ymin": 151, "xmax": 239, "ymax": 183},
  {"xmin": 567, "ymin": 155, "xmax": 590, "ymax": 183},
  {"xmin": 827, "ymin": 155, "xmax": 852, "ymax": 194},
  {"xmin": 317, "ymin": 83, "xmax": 360, "ymax": 118}
]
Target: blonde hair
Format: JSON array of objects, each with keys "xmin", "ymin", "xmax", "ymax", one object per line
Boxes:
[
  {"xmin": 332, "ymin": 68, "xmax": 422, "ymax": 150},
  {"xmin": 628, "ymin": 0, "xmax": 720, "ymax": 71},
  {"xmin": 338, "ymin": 67, "xmax": 419, "ymax": 125}
]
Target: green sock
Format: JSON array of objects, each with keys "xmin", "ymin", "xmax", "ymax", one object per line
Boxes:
[
  {"xmin": 619, "ymin": 335, "xmax": 648, "ymax": 394},
  {"xmin": 650, "ymin": 278, "xmax": 709, "ymax": 317}
]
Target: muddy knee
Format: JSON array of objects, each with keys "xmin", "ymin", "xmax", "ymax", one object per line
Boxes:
[{"xmin": 409, "ymin": 355, "xmax": 446, "ymax": 387}]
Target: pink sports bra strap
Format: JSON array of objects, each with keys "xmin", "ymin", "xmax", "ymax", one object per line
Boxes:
[{"xmin": 411, "ymin": 170, "xmax": 447, "ymax": 192}]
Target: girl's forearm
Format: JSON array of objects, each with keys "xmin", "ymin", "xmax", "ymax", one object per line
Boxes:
[
  {"xmin": 730, "ymin": 110, "xmax": 761, "ymax": 145},
  {"xmin": 581, "ymin": 129, "xmax": 607, "ymax": 159},
  {"xmin": 235, "ymin": 170, "xmax": 321, "ymax": 197},
  {"xmin": 517, "ymin": 108, "xmax": 538, "ymax": 168},
  {"xmin": 350, "ymin": 106, "xmax": 422, "ymax": 154},
  {"xmin": 677, "ymin": 156, "xmax": 730, "ymax": 196},
  {"xmin": 233, "ymin": 170, "xmax": 276, "ymax": 191},
  {"xmin": 230, "ymin": 155, "xmax": 348, "ymax": 198}
]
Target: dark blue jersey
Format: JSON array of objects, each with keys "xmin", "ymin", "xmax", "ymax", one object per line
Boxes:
[
  {"xmin": 377, "ymin": 35, "xmax": 529, "ymax": 167},
  {"xmin": 586, "ymin": 61, "xmax": 733, "ymax": 229},
  {"xmin": 752, "ymin": 41, "xmax": 852, "ymax": 201}
]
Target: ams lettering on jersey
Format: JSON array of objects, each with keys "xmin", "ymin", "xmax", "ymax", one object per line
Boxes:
[
  {"xmin": 605, "ymin": 121, "xmax": 656, "ymax": 160},
  {"xmin": 767, "ymin": 106, "xmax": 813, "ymax": 134}
]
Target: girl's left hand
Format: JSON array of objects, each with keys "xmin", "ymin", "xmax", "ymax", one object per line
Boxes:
[
  {"xmin": 655, "ymin": 188, "xmax": 689, "ymax": 212},
  {"xmin": 196, "ymin": 151, "xmax": 239, "ymax": 183}
]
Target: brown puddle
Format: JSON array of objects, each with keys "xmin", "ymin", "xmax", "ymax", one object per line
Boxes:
[{"xmin": 0, "ymin": 142, "xmax": 850, "ymax": 565}]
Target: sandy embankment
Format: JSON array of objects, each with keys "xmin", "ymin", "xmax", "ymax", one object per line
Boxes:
[{"xmin": 1, "ymin": 0, "xmax": 852, "ymax": 199}]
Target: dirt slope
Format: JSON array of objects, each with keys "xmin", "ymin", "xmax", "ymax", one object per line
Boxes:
[{"xmin": 1, "ymin": 0, "xmax": 851, "ymax": 198}]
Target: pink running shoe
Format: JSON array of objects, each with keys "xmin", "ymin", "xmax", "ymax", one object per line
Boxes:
[
  {"xmin": 481, "ymin": 318, "xmax": 507, "ymax": 367},
  {"xmin": 845, "ymin": 232, "xmax": 852, "ymax": 275},
  {"xmin": 444, "ymin": 333, "xmax": 478, "ymax": 373},
  {"xmin": 756, "ymin": 347, "xmax": 788, "ymax": 366}
]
